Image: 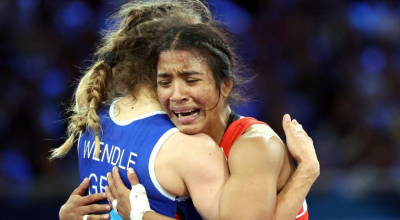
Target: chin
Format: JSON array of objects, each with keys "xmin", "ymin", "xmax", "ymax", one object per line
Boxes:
[{"xmin": 175, "ymin": 124, "xmax": 202, "ymax": 135}]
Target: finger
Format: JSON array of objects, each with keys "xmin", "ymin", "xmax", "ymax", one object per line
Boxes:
[
  {"xmin": 291, "ymin": 119, "xmax": 302, "ymax": 133},
  {"xmin": 127, "ymin": 167, "xmax": 139, "ymax": 186},
  {"xmin": 72, "ymin": 178, "xmax": 90, "ymax": 196},
  {"xmin": 83, "ymin": 204, "xmax": 111, "ymax": 216},
  {"xmin": 112, "ymin": 166, "xmax": 126, "ymax": 192},
  {"xmin": 297, "ymin": 123, "xmax": 311, "ymax": 138},
  {"xmin": 282, "ymin": 114, "xmax": 296, "ymax": 139},
  {"xmin": 298, "ymin": 124, "xmax": 310, "ymax": 138},
  {"xmin": 84, "ymin": 213, "xmax": 110, "ymax": 220},
  {"xmin": 105, "ymin": 185, "xmax": 115, "ymax": 202},
  {"xmin": 80, "ymin": 192, "xmax": 107, "ymax": 205},
  {"xmin": 292, "ymin": 120, "xmax": 310, "ymax": 138},
  {"xmin": 107, "ymin": 172, "xmax": 118, "ymax": 197},
  {"xmin": 293, "ymin": 127, "xmax": 307, "ymax": 137},
  {"xmin": 293, "ymin": 121, "xmax": 304, "ymax": 131}
]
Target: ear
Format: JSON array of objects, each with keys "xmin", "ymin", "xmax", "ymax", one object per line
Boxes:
[{"xmin": 221, "ymin": 80, "xmax": 233, "ymax": 98}]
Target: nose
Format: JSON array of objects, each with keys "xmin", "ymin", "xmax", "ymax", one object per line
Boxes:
[{"xmin": 169, "ymin": 81, "xmax": 188, "ymax": 103}]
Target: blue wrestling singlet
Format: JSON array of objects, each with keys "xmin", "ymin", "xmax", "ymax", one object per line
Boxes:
[{"xmin": 78, "ymin": 100, "xmax": 202, "ymax": 219}]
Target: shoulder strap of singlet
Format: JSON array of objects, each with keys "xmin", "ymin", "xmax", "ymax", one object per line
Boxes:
[
  {"xmin": 220, "ymin": 113, "xmax": 268, "ymax": 158},
  {"xmin": 224, "ymin": 111, "xmax": 241, "ymax": 133}
]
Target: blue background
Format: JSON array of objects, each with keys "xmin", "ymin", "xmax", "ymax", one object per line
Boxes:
[{"xmin": 0, "ymin": 0, "xmax": 399, "ymax": 219}]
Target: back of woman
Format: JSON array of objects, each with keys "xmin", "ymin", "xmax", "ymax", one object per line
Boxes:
[{"xmin": 78, "ymin": 99, "xmax": 182, "ymax": 218}]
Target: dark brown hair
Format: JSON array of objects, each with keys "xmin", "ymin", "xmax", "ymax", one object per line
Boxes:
[{"xmin": 157, "ymin": 23, "xmax": 248, "ymax": 106}]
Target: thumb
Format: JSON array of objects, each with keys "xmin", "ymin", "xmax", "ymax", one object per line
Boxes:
[
  {"xmin": 127, "ymin": 167, "xmax": 140, "ymax": 186},
  {"xmin": 72, "ymin": 177, "xmax": 89, "ymax": 196},
  {"xmin": 282, "ymin": 114, "xmax": 295, "ymax": 140},
  {"xmin": 282, "ymin": 114, "xmax": 292, "ymax": 131}
]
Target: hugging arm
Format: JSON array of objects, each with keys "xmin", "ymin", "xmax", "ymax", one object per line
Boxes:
[
  {"xmin": 59, "ymin": 178, "xmax": 110, "ymax": 220},
  {"xmin": 105, "ymin": 134, "xmax": 229, "ymax": 220},
  {"xmin": 273, "ymin": 114, "xmax": 319, "ymax": 219},
  {"xmin": 219, "ymin": 114, "xmax": 319, "ymax": 220},
  {"xmin": 219, "ymin": 128, "xmax": 283, "ymax": 220}
]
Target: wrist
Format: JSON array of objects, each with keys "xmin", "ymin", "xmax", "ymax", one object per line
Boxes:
[{"xmin": 297, "ymin": 161, "xmax": 320, "ymax": 180}]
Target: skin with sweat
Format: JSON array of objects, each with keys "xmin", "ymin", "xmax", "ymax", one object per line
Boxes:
[{"xmin": 157, "ymin": 50, "xmax": 231, "ymax": 144}]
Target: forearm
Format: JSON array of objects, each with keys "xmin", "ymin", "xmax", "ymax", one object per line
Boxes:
[
  {"xmin": 142, "ymin": 211, "xmax": 176, "ymax": 220},
  {"xmin": 273, "ymin": 162, "xmax": 319, "ymax": 220}
]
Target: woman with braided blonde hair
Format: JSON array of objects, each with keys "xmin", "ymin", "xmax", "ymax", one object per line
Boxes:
[{"xmin": 55, "ymin": 1, "xmax": 228, "ymax": 220}]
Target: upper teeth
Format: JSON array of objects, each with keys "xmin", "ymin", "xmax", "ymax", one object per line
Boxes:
[
  {"xmin": 175, "ymin": 110, "xmax": 195, "ymax": 113},
  {"xmin": 174, "ymin": 109, "xmax": 199, "ymax": 118}
]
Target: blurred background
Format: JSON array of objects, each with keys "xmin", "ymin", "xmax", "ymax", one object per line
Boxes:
[{"xmin": 1, "ymin": 0, "xmax": 399, "ymax": 219}]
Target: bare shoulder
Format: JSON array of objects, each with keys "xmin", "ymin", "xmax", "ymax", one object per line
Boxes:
[
  {"xmin": 163, "ymin": 132, "xmax": 223, "ymax": 165},
  {"xmin": 167, "ymin": 132, "xmax": 219, "ymax": 151},
  {"xmin": 229, "ymin": 123, "xmax": 286, "ymax": 173},
  {"xmin": 234, "ymin": 123, "xmax": 284, "ymax": 152}
]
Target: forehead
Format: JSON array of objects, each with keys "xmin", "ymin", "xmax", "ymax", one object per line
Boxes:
[{"xmin": 157, "ymin": 50, "xmax": 210, "ymax": 73}]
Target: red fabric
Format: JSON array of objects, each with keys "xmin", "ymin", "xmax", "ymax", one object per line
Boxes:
[
  {"xmin": 174, "ymin": 214, "xmax": 181, "ymax": 219},
  {"xmin": 220, "ymin": 117, "xmax": 308, "ymax": 220},
  {"xmin": 296, "ymin": 208, "xmax": 309, "ymax": 220},
  {"xmin": 220, "ymin": 117, "xmax": 267, "ymax": 158}
]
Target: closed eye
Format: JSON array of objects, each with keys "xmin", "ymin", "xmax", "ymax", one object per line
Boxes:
[
  {"xmin": 186, "ymin": 79, "xmax": 199, "ymax": 84},
  {"xmin": 158, "ymin": 81, "xmax": 171, "ymax": 87}
]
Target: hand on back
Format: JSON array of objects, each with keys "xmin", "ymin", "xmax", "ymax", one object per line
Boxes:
[
  {"xmin": 59, "ymin": 178, "xmax": 110, "ymax": 220},
  {"xmin": 282, "ymin": 114, "xmax": 320, "ymax": 178},
  {"xmin": 105, "ymin": 166, "xmax": 134, "ymax": 220}
]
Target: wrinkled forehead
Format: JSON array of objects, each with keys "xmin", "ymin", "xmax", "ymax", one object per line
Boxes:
[{"xmin": 157, "ymin": 49, "xmax": 209, "ymax": 73}]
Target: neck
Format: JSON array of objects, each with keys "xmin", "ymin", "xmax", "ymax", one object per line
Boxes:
[
  {"xmin": 114, "ymin": 88, "xmax": 164, "ymax": 120},
  {"xmin": 206, "ymin": 105, "xmax": 232, "ymax": 145}
]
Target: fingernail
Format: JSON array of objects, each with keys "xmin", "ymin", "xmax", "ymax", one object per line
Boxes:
[
  {"xmin": 285, "ymin": 114, "xmax": 290, "ymax": 122},
  {"xmin": 129, "ymin": 167, "xmax": 135, "ymax": 173},
  {"xmin": 103, "ymin": 193, "xmax": 106, "ymax": 198},
  {"xmin": 107, "ymin": 172, "xmax": 110, "ymax": 177},
  {"xmin": 104, "ymin": 214, "xmax": 110, "ymax": 219},
  {"xmin": 106, "ymin": 205, "xmax": 111, "ymax": 211}
]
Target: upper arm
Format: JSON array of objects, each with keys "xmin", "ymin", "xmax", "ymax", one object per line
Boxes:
[
  {"xmin": 176, "ymin": 134, "xmax": 229, "ymax": 220},
  {"xmin": 220, "ymin": 132, "xmax": 286, "ymax": 220}
]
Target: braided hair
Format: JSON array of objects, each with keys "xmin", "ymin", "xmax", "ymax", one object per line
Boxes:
[{"xmin": 50, "ymin": 0, "xmax": 212, "ymax": 160}]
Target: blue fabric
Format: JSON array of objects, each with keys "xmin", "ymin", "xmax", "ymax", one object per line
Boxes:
[
  {"xmin": 78, "ymin": 104, "xmax": 201, "ymax": 219},
  {"xmin": 109, "ymin": 210, "xmax": 123, "ymax": 220}
]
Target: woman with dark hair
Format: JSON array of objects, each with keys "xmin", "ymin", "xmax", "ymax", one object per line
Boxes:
[{"xmin": 106, "ymin": 23, "xmax": 318, "ymax": 220}]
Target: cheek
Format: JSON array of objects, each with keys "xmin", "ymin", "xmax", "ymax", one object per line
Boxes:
[
  {"xmin": 157, "ymin": 90, "xmax": 168, "ymax": 107},
  {"xmin": 197, "ymin": 85, "xmax": 219, "ymax": 107}
]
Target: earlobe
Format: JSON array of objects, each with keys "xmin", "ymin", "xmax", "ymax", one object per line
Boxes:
[{"xmin": 221, "ymin": 80, "xmax": 233, "ymax": 98}]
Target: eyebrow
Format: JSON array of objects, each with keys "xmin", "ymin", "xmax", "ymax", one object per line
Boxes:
[{"xmin": 157, "ymin": 71, "xmax": 202, "ymax": 78}]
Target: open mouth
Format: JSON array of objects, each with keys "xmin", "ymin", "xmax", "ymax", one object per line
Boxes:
[{"xmin": 172, "ymin": 108, "xmax": 200, "ymax": 118}]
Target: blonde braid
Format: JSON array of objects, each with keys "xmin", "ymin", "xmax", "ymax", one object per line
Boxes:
[
  {"xmin": 49, "ymin": 61, "xmax": 111, "ymax": 160},
  {"xmin": 86, "ymin": 61, "xmax": 110, "ymax": 159}
]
